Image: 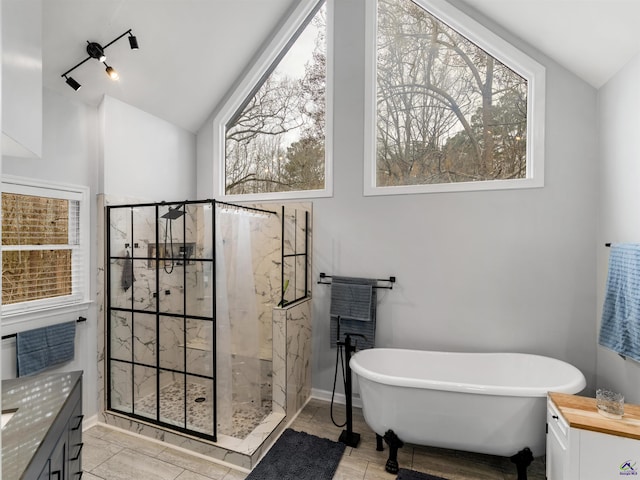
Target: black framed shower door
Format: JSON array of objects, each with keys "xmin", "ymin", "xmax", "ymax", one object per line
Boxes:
[{"xmin": 106, "ymin": 201, "xmax": 217, "ymax": 442}]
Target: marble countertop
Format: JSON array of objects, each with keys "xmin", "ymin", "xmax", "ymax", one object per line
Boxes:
[{"xmin": 2, "ymin": 371, "xmax": 82, "ymax": 479}]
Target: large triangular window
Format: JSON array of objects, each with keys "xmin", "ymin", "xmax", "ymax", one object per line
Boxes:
[
  {"xmin": 215, "ymin": 0, "xmax": 330, "ymax": 199},
  {"xmin": 364, "ymin": 0, "xmax": 545, "ymax": 195}
]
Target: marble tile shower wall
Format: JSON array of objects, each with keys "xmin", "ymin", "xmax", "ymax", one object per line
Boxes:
[
  {"xmin": 272, "ymin": 300, "xmax": 312, "ymax": 417},
  {"xmin": 239, "ymin": 201, "xmax": 311, "ymax": 361}
]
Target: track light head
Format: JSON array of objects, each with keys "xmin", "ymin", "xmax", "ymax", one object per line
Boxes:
[
  {"xmin": 65, "ymin": 76, "xmax": 81, "ymax": 91},
  {"xmin": 104, "ymin": 64, "xmax": 119, "ymax": 80},
  {"xmin": 86, "ymin": 42, "xmax": 106, "ymax": 62},
  {"xmin": 128, "ymin": 34, "xmax": 139, "ymax": 50}
]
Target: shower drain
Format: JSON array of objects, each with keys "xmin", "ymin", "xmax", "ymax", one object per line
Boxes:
[{"xmin": 194, "ymin": 397, "xmax": 206, "ymax": 403}]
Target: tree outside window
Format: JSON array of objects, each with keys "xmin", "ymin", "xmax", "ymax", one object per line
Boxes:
[
  {"xmin": 225, "ymin": 3, "xmax": 327, "ymax": 195},
  {"xmin": 374, "ymin": 0, "xmax": 531, "ymax": 189}
]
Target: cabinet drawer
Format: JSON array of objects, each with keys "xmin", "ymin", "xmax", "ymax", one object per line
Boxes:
[
  {"xmin": 68, "ymin": 408, "xmax": 82, "ymax": 446},
  {"xmin": 68, "ymin": 399, "xmax": 83, "ymax": 479},
  {"xmin": 547, "ymin": 399, "xmax": 568, "ymax": 438}
]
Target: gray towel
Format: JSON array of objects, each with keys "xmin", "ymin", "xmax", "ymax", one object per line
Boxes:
[
  {"xmin": 121, "ymin": 250, "xmax": 135, "ymax": 292},
  {"xmin": 16, "ymin": 321, "xmax": 76, "ymax": 376},
  {"xmin": 330, "ymin": 282, "xmax": 373, "ymax": 321},
  {"xmin": 329, "ymin": 276, "xmax": 377, "ymax": 350}
]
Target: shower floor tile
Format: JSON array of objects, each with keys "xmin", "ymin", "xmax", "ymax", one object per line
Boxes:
[{"xmin": 134, "ymin": 381, "xmax": 272, "ymax": 440}]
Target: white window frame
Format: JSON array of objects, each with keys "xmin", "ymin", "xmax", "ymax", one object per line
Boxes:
[
  {"xmin": 212, "ymin": 0, "xmax": 334, "ymax": 202},
  {"xmin": 1, "ymin": 175, "xmax": 91, "ymax": 327},
  {"xmin": 364, "ymin": 0, "xmax": 546, "ymax": 196}
]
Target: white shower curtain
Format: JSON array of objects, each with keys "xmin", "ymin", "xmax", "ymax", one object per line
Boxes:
[
  {"xmin": 215, "ymin": 209, "xmax": 262, "ymax": 434},
  {"xmin": 214, "ymin": 211, "xmax": 233, "ymax": 433}
]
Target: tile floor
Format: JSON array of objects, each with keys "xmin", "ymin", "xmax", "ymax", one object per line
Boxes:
[{"xmin": 83, "ymin": 398, "xmax": 546, "ymax": 480}]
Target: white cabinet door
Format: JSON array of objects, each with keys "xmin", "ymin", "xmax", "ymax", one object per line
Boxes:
[
  {"xmin": 547, "ymin": 422, "xmax": 569, "ymax": 480},
  {"xmin": 547, "ymin": 399, "xmax": 572, "ymax": 480},
  {"xmin": 579, "ymin": 429, "xmax": 640, "ymax": 480}
]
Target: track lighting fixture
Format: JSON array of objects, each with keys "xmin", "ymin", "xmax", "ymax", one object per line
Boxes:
[
  {"xmin": 104, "ymin": 63, "xmax": 119, "ymax": 80},
  {"xmin": 64, "ymin": 75, "xmax": 82, "ymax": 91},
  {"xmin": 86, "ymin": 42, "xmax": 106, "ymax": 62},
  {"xmin": 128, "ymin": 32, "xmax": 139, "ymax": 50},
  {"xmin": 61, "ymin": 29, "xmax": 138, "ymax": 90}
]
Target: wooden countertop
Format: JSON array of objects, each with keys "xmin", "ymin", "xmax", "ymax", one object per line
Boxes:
[{"xmin": 549, "ymin": 392, "xmax": 640, "ymax": 441}]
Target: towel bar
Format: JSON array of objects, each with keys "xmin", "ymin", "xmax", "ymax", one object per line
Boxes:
[
  {"xmin": 1, "ymin": 317, "xmax": 87, "ymax": 341},
  {"xmin": 318, "ymin": 272, "xmax": 396, "ymax": 289}
]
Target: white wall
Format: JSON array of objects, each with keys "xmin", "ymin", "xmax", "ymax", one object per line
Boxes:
[
  {"xmin": 197, "ymin": 0, "xmax": 600, "ymax": 397},
  {"xmin": 100, "ymin": 95, "xmax": 197, "ymax": 201},
  {"xmin": 0, "ymin": 88, "xmax": 198, "ymax": 420},
  {"xmin": 313, "ymin": 0, "xmax": 598, "ymax": 396},
  {"xmin": 596, "ymin": 53, "xmax": 640, "ymax": 403},
  {"xmin": 1, "ymin": 87, "xmax": 100, "ymax": 416},
  {"xmin": 196, "ymin": 113, "xmax": 214, "ymax": 198},
  {"xmin": 2, "ymin": 0, "xmax": 42, "ymax": 158}
]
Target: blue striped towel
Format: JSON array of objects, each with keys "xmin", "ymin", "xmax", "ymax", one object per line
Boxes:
[
  {"xmin": 599, "ymin": 243, "xmax": 640, "ymax": 362},
  {"xmin": 16, "ymin": 321, "xmax": 76, "ymax": 376}
]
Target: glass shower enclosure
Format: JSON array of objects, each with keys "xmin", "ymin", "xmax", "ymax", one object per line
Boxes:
[{"xmin": 106, "ymin": 200, "xmax": 278, "ymax": 442}]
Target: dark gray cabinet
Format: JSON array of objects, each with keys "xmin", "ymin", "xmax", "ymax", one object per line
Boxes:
[
  {"xmin": 68, "ymin": 403, "xmax": 83, "ymax": 479},
  {"xmin": 2, "ymin": 372, "xmax": 83, "ymax": 480},
  {"xmin": 31, "ymin": 377, "xmax": 83, "ymax": 480}
]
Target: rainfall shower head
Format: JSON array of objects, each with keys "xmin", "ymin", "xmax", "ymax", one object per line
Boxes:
[{"xmin": 161, "ymin": 206, "xmax": 185, "ymax": 220}]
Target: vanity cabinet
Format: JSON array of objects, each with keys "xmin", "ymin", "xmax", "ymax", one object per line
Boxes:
[
  {"xmin": 2, "ymin": 372, "xmax": 83, "ymax": 480},
  {"xmin": 35, "ymin": 387, "xmax": 83, "ymax": 480},
  {"xmin": 38, "ymin": 438, "xmax": 66, "ymax": 480},
  {"xmin": 546, "ymin": 396, "xmax": 572, "ymax": 479},
  {"xmin": 547, "ymin": 392, "xmax": 640, "ymax": 480}
]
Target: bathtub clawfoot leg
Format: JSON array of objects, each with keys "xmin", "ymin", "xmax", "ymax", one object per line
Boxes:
[
  {"xmin": 376, "ymin": 434, "xmax": 384, "ymax": 451},
  {"xmin": 383, "ymin": 429, "xmax": 404, "ymax": 474},
  {"xmin": 510, "ymin": 447, "xmax": 533, "ymax": 480}
]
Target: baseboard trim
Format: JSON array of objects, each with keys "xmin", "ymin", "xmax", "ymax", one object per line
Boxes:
[
  {"xmin": 311, "ymin": 388, "xmax": 363, "ymax": 409},
  {"xmin": 82, "ymin": 414, "xmax": 99, "ymax": 432}
]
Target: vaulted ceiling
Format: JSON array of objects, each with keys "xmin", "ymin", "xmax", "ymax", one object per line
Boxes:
[
  {"xmin": 42, "ymin": 0, "xmax": 640, "ymax": 134},
  {"xmin": 461, "ymin": 0, "xmax": 640, "ymax": 89}
]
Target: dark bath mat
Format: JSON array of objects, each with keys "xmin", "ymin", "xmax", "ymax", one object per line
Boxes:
[
  {"xmin": 397, "ymin": 468, "xmax": 449, "ymax": 480},
  {"xmin": 246, "ymin": 428, "xmax": 346, "ymax": 480}
]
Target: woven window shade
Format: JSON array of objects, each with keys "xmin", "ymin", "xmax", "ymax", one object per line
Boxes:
[{"xmin": 2, "ymin": 192, "xmax": 82, "ymax": 306}]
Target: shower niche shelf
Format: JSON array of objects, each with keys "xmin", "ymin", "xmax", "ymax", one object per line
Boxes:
[
  {"xmin": 147, "ymin": 242, "xmax": 196, "ymax": 268},
  {"xmin": 178, "ymin": 340, "xmax": 210, "ymax": 351}
]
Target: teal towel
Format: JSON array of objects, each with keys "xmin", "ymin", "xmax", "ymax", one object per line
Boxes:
[
  {"xmin": 599, "ymin": 243, "xmax": 640, "ymax": 362},
  {"xmin": 16, "ymin": 321, "xmax": 76, "ymax": 376}
]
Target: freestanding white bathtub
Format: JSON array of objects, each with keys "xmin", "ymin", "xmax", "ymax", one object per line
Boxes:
[{"xmin": 350, "ymin": 348, "xmax": 586, "ymax": 459}]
